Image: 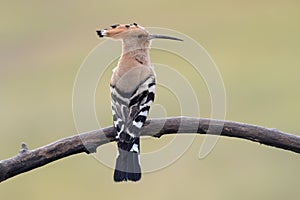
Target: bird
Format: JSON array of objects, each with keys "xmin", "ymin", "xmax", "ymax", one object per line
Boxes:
[{"xmin": 96, "ymin": 23, "xmax": 182, "ymax": 182}]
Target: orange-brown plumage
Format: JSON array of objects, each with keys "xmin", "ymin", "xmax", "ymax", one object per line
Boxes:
[{"xmin": 96, "ymin": 23, "xmax": 182, "ymax": 182}]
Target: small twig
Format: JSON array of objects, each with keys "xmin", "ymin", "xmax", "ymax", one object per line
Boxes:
[{"xmin": 0, "ymin": 117, "xmax": 299, "ymax": 183}]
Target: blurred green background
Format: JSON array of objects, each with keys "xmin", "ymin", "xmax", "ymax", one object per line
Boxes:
[{"xmin": 1, "ymin": 1, "xmax": 300, "ymax": 199}]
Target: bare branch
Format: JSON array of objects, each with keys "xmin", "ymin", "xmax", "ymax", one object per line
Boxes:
[{"xmin": 1, "ymin": 117, "xmax": 299, "ymax": 183}]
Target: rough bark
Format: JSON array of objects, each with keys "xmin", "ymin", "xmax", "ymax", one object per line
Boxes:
[{"xmin": 1, "ymin": 117, "xmax": 299, "ymax": 183}]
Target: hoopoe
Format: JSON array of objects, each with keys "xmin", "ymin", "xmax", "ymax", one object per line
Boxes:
[{"xmin": 96, "ymin": 23, "xmax": 182, "ymax": 182}]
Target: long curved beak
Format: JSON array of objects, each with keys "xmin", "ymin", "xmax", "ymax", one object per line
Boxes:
[{"xmin": 149, "ymin": 34, "xmax": 183, "ymax": 41}]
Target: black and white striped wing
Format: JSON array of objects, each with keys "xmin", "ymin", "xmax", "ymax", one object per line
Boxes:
[{"xmin": 110, "ymin": 76, "xmax": 155, "ymax": 141}]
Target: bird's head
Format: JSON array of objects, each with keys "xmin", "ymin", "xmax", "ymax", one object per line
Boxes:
[{"xmin": 97, "ymin": 23, "xmax": 182, "ymax": 50}]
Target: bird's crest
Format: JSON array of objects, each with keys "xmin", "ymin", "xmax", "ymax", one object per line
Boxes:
[
  {"xmin": 96, "ymin": 23, "xmax": 183, "ymax": 42},
  {"xmin": 96, "ymin": 23, "xmax": 148, "ymax": 39}
]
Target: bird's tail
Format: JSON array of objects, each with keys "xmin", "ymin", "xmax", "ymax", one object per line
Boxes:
[{"xmin": 114, "ymin": 137, "xmax": 141, "ymax": 182}]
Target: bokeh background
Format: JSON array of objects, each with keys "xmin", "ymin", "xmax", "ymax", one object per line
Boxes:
[{"xmin": 1, "ymin": 1, "xmax": 300, "ymax": 199}]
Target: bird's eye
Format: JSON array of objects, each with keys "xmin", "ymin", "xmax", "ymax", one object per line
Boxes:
[{"xmin": 137, "ymin": 34, "xmax": 143, "ymax": 39}]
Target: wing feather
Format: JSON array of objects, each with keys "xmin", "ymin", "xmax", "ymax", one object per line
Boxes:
[{"xmin": 111, "ymin": 76, "xmax": 155, "ymax": 140}]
